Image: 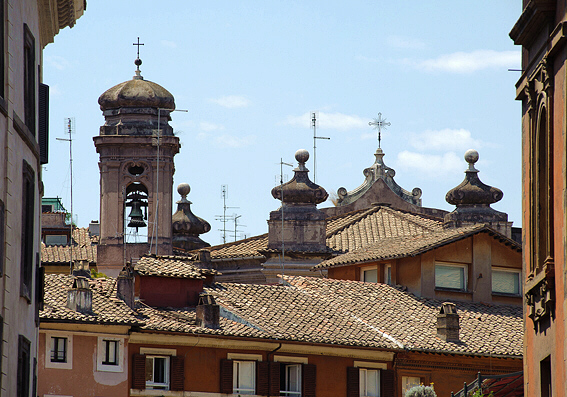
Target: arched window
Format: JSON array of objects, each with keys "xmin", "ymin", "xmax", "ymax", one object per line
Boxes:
[{"xmin": 125, "ymin": 182, "xmax": 148, "ymax": 243}]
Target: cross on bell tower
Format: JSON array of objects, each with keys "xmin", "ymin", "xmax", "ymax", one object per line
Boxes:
[{"xmin": 368, "ymin": 112, "xmax": 391, "ymax": 148}]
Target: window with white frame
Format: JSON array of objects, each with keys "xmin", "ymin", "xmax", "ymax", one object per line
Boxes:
[
  {"xmin": 359, "ymin": 368, "xmax": 380, "ymax": 397},
  {"xmin": 45, "ymin": 333, "xmax": 73, "ymax": 369},
  {"xmin": 280, "ymin": 363, "xmax": 302, "ymax": 396},
  {"xmin": 435, "ymin": 263, "xmax": 467, "ymax": 291},
  {"xmin": 145, "ymin": 355, "xmax": 170, "ymax": 390},
  {"xmin": 492, "ymin": 268, "xmax": 521, "ymax": 295},
  {"xmin": 361, "ymin": 266, "xmax": 378, "ymax": 283},
  {"xmin": 97, "ymin": 337, "xmax": 124, "ymax": 372},
  {"xmin": 233, "ymin": 360, "xmax": 255, "ymax": 395}
]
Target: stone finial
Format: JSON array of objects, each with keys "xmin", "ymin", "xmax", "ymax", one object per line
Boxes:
[
  {"xmin": 444, "ymin": 150, "xmax": 511, "ymax": 236},
  {"xmin": 445, "ymin": 149, "xmax": 503, "ymax": 206},
  {"xmin": 271, "ymin": 149, "xmax": 328, "ymax": 204},
  {"xmin": 437, "ymin": 302, "xmax": 459, "ymax": 342},
  {"xmin": 172, "ymin": 183, "xmax": 211, "ymax": 251}
]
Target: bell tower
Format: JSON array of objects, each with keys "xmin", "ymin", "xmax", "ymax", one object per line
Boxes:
[{"xmin": 93, "ymin": 55, "xmax": 180, "ymax": 277}]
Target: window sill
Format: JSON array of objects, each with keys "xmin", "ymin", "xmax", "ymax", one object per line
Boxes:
[
  {"xmin": 492, "ymin": 292, "xmax": 522, "ymax": 298},
  {"xmin": 435, "ymin": 287, "xmax": 470, "ymax": 294}
]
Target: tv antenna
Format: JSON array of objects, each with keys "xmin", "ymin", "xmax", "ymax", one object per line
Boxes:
[
  {"xmin": 231, "ymin": 214, "xmax": 246, "ymax": 242},
  {"xmin": 215, "ymin": 185, "xmax": 239, "ymax": 244},
  {"xmin": 311, "ymin": 111, "xmax": 330, "ymax": 183},
  {"xmin": 278, "ymin": 158, "xmax": 293, "ymax": 281},
  {"xmin": 56, "ymin": 118, "xmax": 75, "ymax": 274}
]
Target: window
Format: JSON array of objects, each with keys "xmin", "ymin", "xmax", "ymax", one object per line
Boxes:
[
  {"xmin": 50, "ymin": 337, "xmax": 67, "ymax": 362},
  {"xmin": 384, "ymin": 264, "xmax": 391, "ymax": 285},
  {"xmin": 17, "ymin": 335, "xmax": 30, "ymax": 397},
  {"xmin": 45, "ymin": 333, "xmax": 72, "ymax": 369},
  {"xmin": 233, "ymin": 360, "xmax": 255, "ymax": 395},
  {"xmin": 23, "ymin": 24, "xmax": 35, "ymax": 135},
  {"xmin": 280, "ymin": 363, "xmax": 301, "ymax": 396},
  {"xmin": 146, "ymin": 355, "xmax": 170, "ymax": 390},
  {"xmin": 359, "ymin": 368, "xmax": 380, "ymax": 397},
  {"xmin": 540, "ymin": 356, "xmax": 552, "ymax": 397},
  {"xmin": 361, "ymin": 266, "xmax": 378, "ymax": 283},
  {"xmin": 401, "ymin": 376, "xmax": 421, "ymax": 396},
  {"xmin": 97, "ymin": 337, "xmax": 124, "ymax": 372},
  {"xmin": 132, "ymin": 349, "xmax": 184, "ymax": 391},
  {"xmin": 20, "ymin": 161, "xmax": 35, "ymax": 301},
  {"xmin": 492, "ymin": 269, "xmax": 521, "ymax": 295},
  {"xmin": 435, "ymin": 263, "xmax": 467, "ymax": 291},
  {"xmin": 44, "ymin": 234, "xmax": 67, "ymax": 246}
]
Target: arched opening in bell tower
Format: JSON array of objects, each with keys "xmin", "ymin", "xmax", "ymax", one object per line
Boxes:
[{"xmin": 124, "ymin": 182, "xmax": 149, "ymax": 243}]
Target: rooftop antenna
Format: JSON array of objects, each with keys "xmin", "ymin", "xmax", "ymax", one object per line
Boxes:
[
  {"xmin": 215, "ymin": 185, "xmax": 239, "ymax": 244},
  {"xmin": 231, "ymin": 214, "xmax": 246, "ymax": 242},
  {"xmin": 56, "ymin": 118, "xmax": 75, "ymax": 274},
  {"xmin": 368, "ymin": 112, "xmax": 391, "ymax": 149},
  {"xmin": 311, "ymin": 111, "xmax": 330, "ymax": 183},
  {"xmin": 279, "ymin": 158, "xmax": 293, "ymax": 281}
]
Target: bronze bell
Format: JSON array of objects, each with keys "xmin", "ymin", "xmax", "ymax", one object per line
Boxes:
[{"xmin": 127, "ymin": 199, "xmax": 146, "ymax": 229}]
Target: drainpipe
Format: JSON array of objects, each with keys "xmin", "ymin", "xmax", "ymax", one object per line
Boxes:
[{"xmin": 266, "ymin": 343, "xmax": 282, "ymax": 397}]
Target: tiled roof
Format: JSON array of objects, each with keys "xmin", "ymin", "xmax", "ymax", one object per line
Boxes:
[
  {"xmin": 325, "ymin": 206, "xmax": 443, "ymax": 252},
  {"xmin": 40, "ymin": 274, "xmax": 141, "ymax": 325},
  {"xmin": 207, "ymin": 234, "xmax": 269, "ymax": 260},
  {"xmin": 316, "ymin": 224, "xmax": 522, "ymax": 269},
  {"xmin": 135, "ymin": 255, "xmax": 217, "ymax": 279},
  {"xmin": 204, "ymin": 206, "xmax": 443, "ymax": 260},
  {"xmin": 41, "ymin": 274, "xmax": 522, "ymax": 357},
  {"xmin": 41, "ymin": 227, "xmax": 97, "ymax": 264}
]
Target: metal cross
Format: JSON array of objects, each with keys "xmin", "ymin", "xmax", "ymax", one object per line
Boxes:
[
  {"xmin": 133, "ymin": 37, "xmax": 144, "ymax": 59},
  {"xmin": 368, "ymin": 112, "xmax": 391, "ymax": 148}
]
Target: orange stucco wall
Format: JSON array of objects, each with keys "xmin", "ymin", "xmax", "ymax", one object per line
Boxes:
[{"xmin": 38, "ymin": 332, "xmax": 129, "ymax": 396}]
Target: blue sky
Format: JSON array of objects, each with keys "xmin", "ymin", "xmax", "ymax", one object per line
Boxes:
[{"xmin": 43, "ymin": 1, "xmax": 522, "ymax": 245}]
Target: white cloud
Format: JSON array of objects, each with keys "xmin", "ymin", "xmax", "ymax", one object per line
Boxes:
[
  {"xmin": 215, "ymin": 134, "xmax": 256, "ymax": 148},
  {"xmin": 284, "ymin": 111, "xmax": 367, "ymax": 131},
  {"xmin": 386, "ymin": 35, "xmax": 426, "ymax": 50},
  {"xmin": 196, "ymin": 132, "xmax": 210, "ymax": 141},
  {"xmin": 209, "ymin": 95, "xmax": 250, "ymax": 108},
  {"xmin": 409, "ymin": 128, "xmax": 483, "ymax": 151},
  {"xmin": 397, "ymin": 151, "xmax": 463, "ymax": 178},
  {"xmin": 161, "ymin": 40, "xmax": 177, "ymax": 48},
  {"xmin": 46, "ymin": 55, "xmax": 70, "ymax": 71},
  {"xmin": 199, "ymin": 121, "xmax": 225, "ymax": 132},
  {"xmin": 416, "ymin": 50, "xmax": 520, "ymax": 73}
]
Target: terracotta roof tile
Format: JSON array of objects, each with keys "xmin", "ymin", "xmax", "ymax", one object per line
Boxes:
[
  {"xmin": 317, "ymin": 224, "xmax": 521, "ymax": 269},
  {"xmin": 135, "ymin": 255, "xmax": 216, "ymax": 279},
  {"xmin": 41, "ymin": 227, "xmax": 97, "ymax": 264},
  {"xmin": 40, "ymin": 274, "xmax": 141, "ymax": 325}
]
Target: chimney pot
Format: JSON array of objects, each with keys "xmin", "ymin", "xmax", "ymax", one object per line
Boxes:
[
  {"xmin": 67, "ymin": 276, "xmax": 93, "ymax": 314},
  {"xmin": 196, "ymin": 293, "xmax": 220, "ymax": 329},
  {"xmin": 437, "ymin": 302, "xmax": 460, "ymax": 342}
]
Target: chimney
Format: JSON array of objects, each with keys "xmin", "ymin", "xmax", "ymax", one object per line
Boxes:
[
  {"xmin": 437, "ymin": 302, "xmax": 459, "ymax": 342},
  {"xmin": 67, "ymin": 276, "xmax": 93, "ymax": 314},
  {"xmin": 116, "ymin": 262, "xmax": 135, "ymax": 308},
  {"xmin": 89, "ymin": 220, "xmax": 100, "ymax": 237},
  {"xmin": 196, "ymin": 293, "xmax": 220, "ymax": 329}
]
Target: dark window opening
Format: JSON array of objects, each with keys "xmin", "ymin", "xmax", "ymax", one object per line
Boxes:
[
  {"xmin": 20, "ymin": 161, "xmax": 35, "ymax": 301},
  {"xmin": 50, "ymin": 337, "xmax": 67, "ymax": 363},
  {"xmin": 17, "ymin": 335, "xmax": 31, "ymax": 397},
  {"xmin": 102, "ymin": 340, "xmax": 119, "ymax": 365},
  {"xmin": 23, "ymin": 24, "xmax": 35, "ymax": 135},
  {"xmin": 540, "ymin": 356, "xmax": 552, "ymax": 397}
]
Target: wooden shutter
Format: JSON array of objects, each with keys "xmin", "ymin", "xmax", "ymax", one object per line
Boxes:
[
  {"xmin": 38, "ymin": 83, "xmax": 49, "ymax": 165},
  {"xmin": 220, "ymin": 359, "xmax": 233, "ymax": 394},
  {"xmin": 170, "ymin": 355, "xmax": 185, "ymax": 391},
  {"xmin": 256, "ymin": 361, "xmax": 270, "ymax": 396},
  {"xmin": 131, "ymin": 354, "xmax": 146, "ymax": 390},
  {"xmin": 381, "ymin": 369, "xmax": 395, "ymax": 397},
  {"xmin": 302, "ymin": 363, "xmax": 316, "ymax": 397},
  {"xmin": 269, "ymin": 361, "xmax": 281, "ymax": 396},
  {"xmin": 346, "ymin": 367, "xmax": 360, "ymax": 397}
]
